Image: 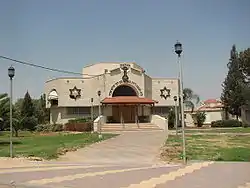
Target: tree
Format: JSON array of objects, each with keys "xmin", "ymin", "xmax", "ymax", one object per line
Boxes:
[
  {"xmin": 4, "ymin": 109, "xmax": 24, "ymax": 137},
  {"xmin": 183, "ymin": 88, "xmax": 200, "ymax": 112},
  {"xmin": 168, "ymin": 109, "xmax": 175, "ymax": 129},
  {"xmin": 20, "ymin": 91, "xmax": 37, "ymax": 130},
  {"xmin": 221, "ymin": 45, "xmax": 245, "ymax": 119},
  {"xmin": 10, "ymin": 100, "xmax": 26, "ymax": 137},
  {"xmin": 0, "ymin": 93, "xmax": 9, "ymax": 130},
  {"xmin": 192, "ymin": 111, "xmax": 206, "ymax": 127},
  {"xmin": 238, "ymin": 48, "xmax": 250, "ymax": 106},
  {"xmin": 239, "ymin": 48, "xmax": 250, "ymax": 80},
  {"xmin": 35, "ymin": 94, "xmax": 50, "ymax": 124},
  {"xmin": 21, "ymin": 91, "xmax": 35, "ymax": 117}
]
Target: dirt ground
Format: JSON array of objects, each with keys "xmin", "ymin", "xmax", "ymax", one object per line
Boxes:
[{"xmin": 0, "ymin": 157, "xmax": 44, "ymax": 168}]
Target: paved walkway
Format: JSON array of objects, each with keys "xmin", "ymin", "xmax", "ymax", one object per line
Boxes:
[{"xmin": 58, "ymin": 130, "xmax": 167, "ymax": 165}]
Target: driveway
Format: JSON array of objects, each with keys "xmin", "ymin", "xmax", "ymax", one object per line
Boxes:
[{"xmin": 58, "ymin": 130, "xmax": 167, "ymax": 165}]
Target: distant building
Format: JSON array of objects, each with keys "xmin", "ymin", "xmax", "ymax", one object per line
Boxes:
[
  {"xmin": 196, "ymin": 99, "xmax": 225, "ymax": 124},
  {"xmin": 241, "ymin": 105, "xmax": 250, "ymax": 126},
  {"xmin": 184, "ymin": 99, "xmax": 226, "ymax": 126}
]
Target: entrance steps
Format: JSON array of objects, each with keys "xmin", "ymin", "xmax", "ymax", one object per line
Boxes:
[{"xmin": 101, "ymin": 123, "xmax": 163, "ymax": 132}]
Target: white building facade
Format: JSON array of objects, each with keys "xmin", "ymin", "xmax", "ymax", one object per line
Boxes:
[{"xmin": 45, "ymin": 62, "xmax": 179, "ymax": 126}]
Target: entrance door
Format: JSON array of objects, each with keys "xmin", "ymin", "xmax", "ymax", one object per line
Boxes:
[
  {"xmin": 112, "ymin": 105, "xmax": 136, "ymax": 123},
  {"xmin": 112, "ymin": 106, "xmax": 120, "ymax": 123},
  {"xmin": 121, "ymin": 105, "xmax": 135, "ymax": 123}
]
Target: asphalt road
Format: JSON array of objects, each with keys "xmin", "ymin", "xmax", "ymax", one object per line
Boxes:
[{"xmin": 1, "ymin": 161, "xmax": 250, "ymax": 188}]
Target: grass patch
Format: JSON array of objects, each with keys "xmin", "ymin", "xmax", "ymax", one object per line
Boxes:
[
  {"xmin": 161, "ymin": 134, "xmax": 250, "ymax": 162},
  {"xmin": 185, "ymin": 127, "xmax": 250, "ymax": 133},
  {"xmin": 0, "ymin": 131, "xmax": 117, "ymax": 160}
]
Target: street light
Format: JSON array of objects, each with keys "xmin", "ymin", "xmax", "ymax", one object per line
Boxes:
[
  {"xmin": 91, "ymin": 98, "xmax": 94, "ymax": 122},
  {"xmin": 97, "ymin": 90, "xmax": 101, "ymax": 116},
  {"xmin": 8, "ymin": 66, "xmax": 15, "ymax": 158},
  {"xmin": 173, "ymin": 96, "xmax": 178, "ymax": 136},
  {"xmin": 97, "ymin": 90, "xmax": 102, "ymax": 138},
  {"xmin": 174, "ymin": 41, "xmax": 186, "ymax": 164}
]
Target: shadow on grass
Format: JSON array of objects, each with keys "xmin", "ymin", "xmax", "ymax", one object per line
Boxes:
[{"xmin": 0, "ymin": 141, "xmax": 22, "ymax": 146}]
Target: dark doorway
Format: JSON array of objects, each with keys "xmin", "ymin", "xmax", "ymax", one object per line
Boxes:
[{"xmin": 112, "ymin": 85, "xmax": 137, "ymax": 97}]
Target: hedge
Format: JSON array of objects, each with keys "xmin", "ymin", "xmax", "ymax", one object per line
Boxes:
[
  {"xmin": 64, "ymin": 122, "xmax": 93, "ymax": 132},
  {"xmin": 68, "ymin": 117, "xmax": 92, "ymax": 123},
  {"xmin": 211, "ymin": 120, "xmax": 242, "ymax": 128},
  {"xmin": 35, "ymin": 124, "xmax": 63, "ymax": 132}
]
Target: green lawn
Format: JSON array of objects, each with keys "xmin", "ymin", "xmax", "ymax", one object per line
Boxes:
[
  {"xmin": 161, "ymin": 134, "xmax": 250, "ymax": 162},
  {"xmin": 0, "ymin": 131, "xmax": 116, "ymax": 160},
  {"xmin": 185, "ymin": 127, "xmax": 250, "ymax": 133}
]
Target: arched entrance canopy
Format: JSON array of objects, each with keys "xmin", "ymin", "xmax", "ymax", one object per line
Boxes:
[
  {"xmin": 104, "ymin": 83, "xmax": 158, "ymax": 123},
  {"xmin": 112, "ymin": 85, "xmax": 137, "ymax": 97},
  {"xmin": 48, "ymin": 89, "xmax": 58, "ymax": 100}
]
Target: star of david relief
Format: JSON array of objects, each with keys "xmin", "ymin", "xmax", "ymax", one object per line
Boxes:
[
  {"xmin": 160, "ymin": 87, "xmax": 171, "ymax": 100},
  {"xmin": 69, "ymin": 86, "xmax": 81, "ymax": 100}
]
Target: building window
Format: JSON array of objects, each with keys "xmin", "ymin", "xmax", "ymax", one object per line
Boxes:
[
  {"xmin": 154, "ymin": 107, "xmax": 170, "ymax": 115},
  {"xmin": 67, "ymin": 107, "xmax": 90, "ymax": 115},
  {"xmin": 51, "ymin": 100, "xmax": 58, "ymax": 106}
]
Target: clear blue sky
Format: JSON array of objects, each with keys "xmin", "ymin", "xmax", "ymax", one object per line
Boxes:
[{"xmin": 0, "ymin": 0, "xmax": 250, "ymax": 101}]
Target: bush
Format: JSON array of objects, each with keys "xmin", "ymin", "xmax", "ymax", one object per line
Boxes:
[
  {"xmin": 22, "ymin": 116, "xmax": 38, "ymax": 131},
  {"xmin": 243, "ymin": 123, "xmax": 250, "ymax": 128},
  {"xmin": 68, "ymin": 117, "xmax": 92, "ymax": 123},
  {"xmin": 168, "ymin": 111, "xmax": 175, "ymax": 129},
  {"xmin": 52, "ymin": 124, "xmax": 63, "ymax": 132},
  {"xmin": 211, "ymin": 120, "xmax": 242, "ymax": 128},
  {"xmin": 64, "ymin": 122, "xmax": 92, "ymax": 132},
  {"xmin": 35, "ymin": 124, "xmax": 63, "ymax": 132},
  {"xmin": 65, "ymin": 117, "xmax": 93, "ymax": 132},
  {"xmin": 192, "ymin": 111, "xmax": 206, "ymax": 127}
]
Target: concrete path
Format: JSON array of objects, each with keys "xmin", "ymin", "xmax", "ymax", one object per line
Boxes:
[{"xmin": 58, "ymin": 130, "xmax": 167, "ymax": 165}]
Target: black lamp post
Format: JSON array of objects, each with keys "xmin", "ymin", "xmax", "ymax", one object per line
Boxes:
[
  {"xmin": 173, "ymin": 96, "xmax": 178, "ymax": 136},
  {"xmin": 91, "ymin": 98, "xmax": 94, "ymax": 122},
  {"xmin": 97, "ymin": 90, "xmax": 102, "ymax": 138},
  {"xmin": 174, "ymin": 41, "xmax": 186, "ymax": 164},
  {"xmin": 8, "ymin": 66, "xmax": 15, "ymax": 158},
  {"xmin": 97, "ymin": 90, "xmax": 101, "ymax": 116},
  {"xmin": 174, "ymin": 41, "xmax": 183, "ymax": 57}
]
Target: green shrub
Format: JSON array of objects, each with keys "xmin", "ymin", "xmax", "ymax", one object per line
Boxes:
[
  {"xmin": 35, "ymin": 124, "xmax": 63, "ymax": 132},
  {"xmin": 68, "ymin": 117, "xmax": 92, "ymax": 123},
  {"xmin": 35, "ymin": 124, "xmax": 48, "ymax": 132},
  {"xmin": 168, "ymin": 111, "xmax": 175, "ymax": 129},
  {"xmin": 22, "ymin": 116, "xmax": 38, "ymax": 131},
  {"xmin": 243, "ymin": 123, "xmax": 250, "ymax": 128},
  {"xmin": 52, "ymin": 124, "xmax": 63, "ymax": 132},
  {"xmin": 211, "ymin": 120, "xmax": 242, "ymax": 128},
  {"xmin": 64, "ymin": 122, "xmax": 93, "ymax": 132},
  {"xmin": 192, "ymin": 111, "xmax": 206, "ymax": 127}
]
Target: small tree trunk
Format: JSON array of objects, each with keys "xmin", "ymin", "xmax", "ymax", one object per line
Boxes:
[{"xmin": 14, "ymin": 129, "xmax": 18, "ymax": 137}]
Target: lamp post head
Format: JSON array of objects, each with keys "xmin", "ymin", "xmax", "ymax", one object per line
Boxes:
[
  {"xmin": 8, "ymin": 66, "xmax": 15, "ymax": 79},
  {"xmin": 174, "ymin": 41, "xmax": 182, "ymax": 56},
  {"xmin": 97, "ymin": 90, "xmax": 101, "ymax": 97},
  {"xmin": 173, "ymin": 96, "xmax": 177, "ymax": 101}
]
